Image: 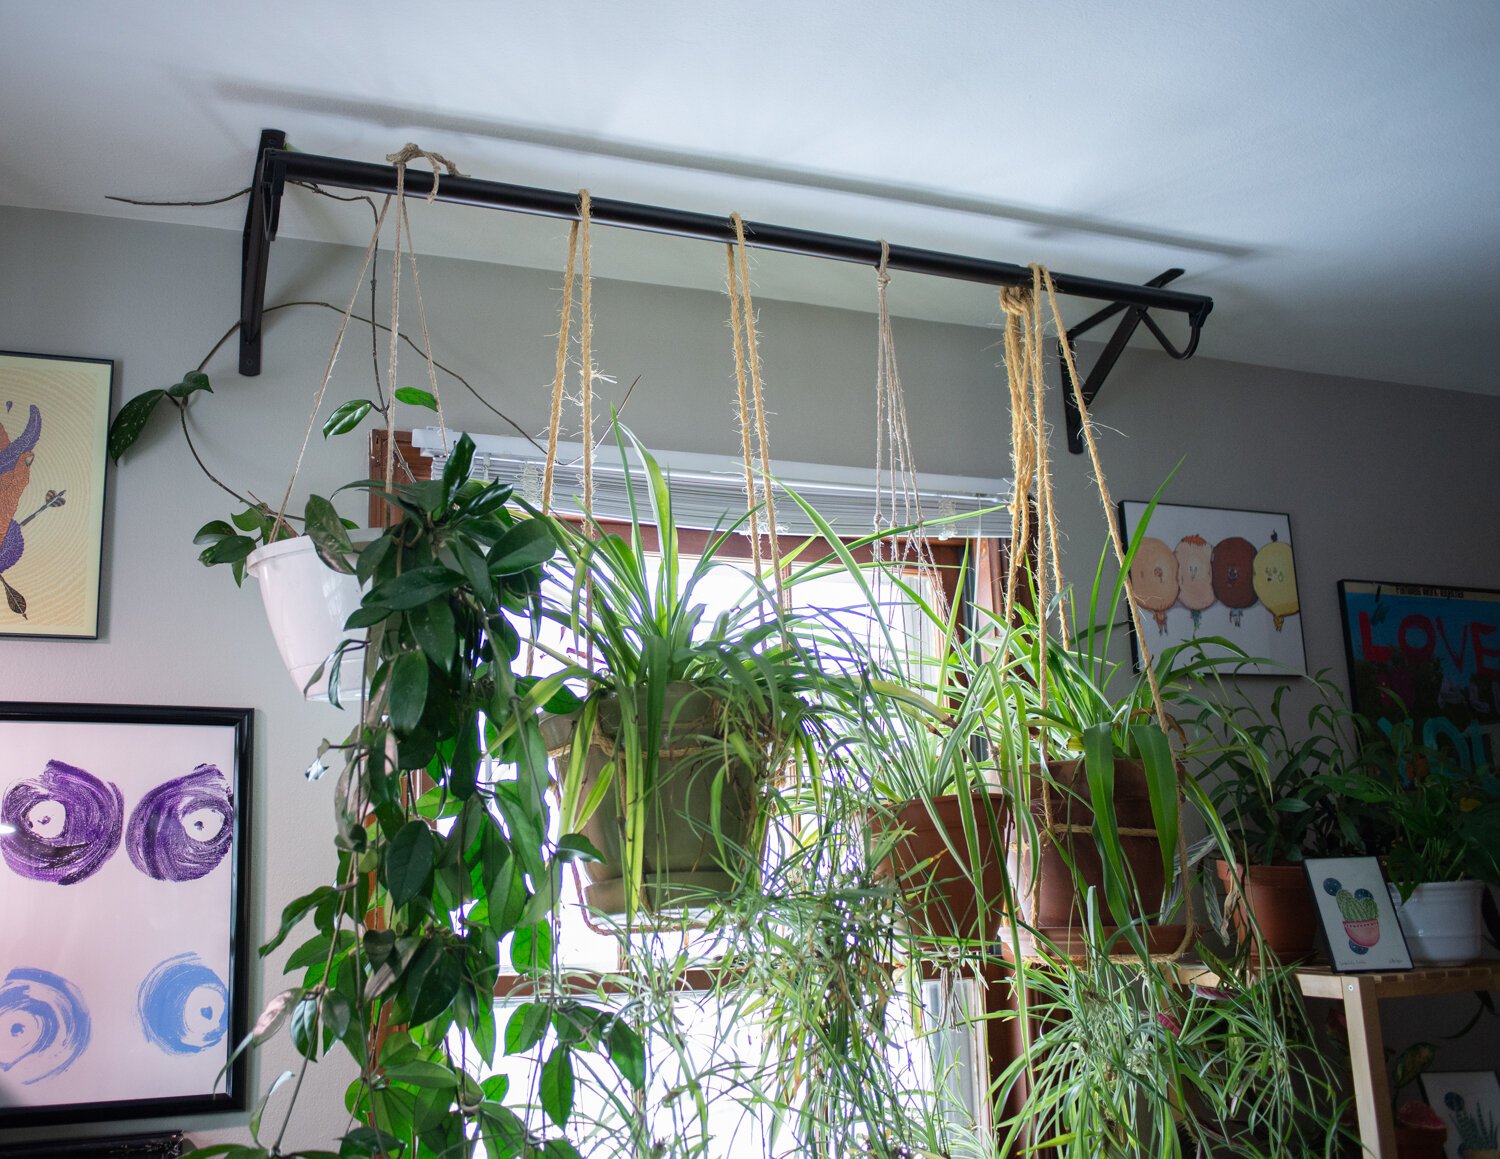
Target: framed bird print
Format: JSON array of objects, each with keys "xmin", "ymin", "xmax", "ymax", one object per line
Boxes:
[
  {"xmin": 1117, "ymin": 500, "xmax": 1308, "ymax": 676},
  {"xmin": 0, "ymin": 351, "xmax": 113, "ymax": 639}
]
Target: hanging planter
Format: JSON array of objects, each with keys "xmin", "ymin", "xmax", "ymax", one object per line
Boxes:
[
  {"xmin": 1013, "ymin": 757, "xmax": 1187, "ymax": 957},
  {"xmin": 879, "ymin": 790, "xmax": 1010, "ymax": 944},
  {"xmin": 245, "ymin": 535, "xmax": 366, "ymax": 702},
  {"xmin": 1387, "ymin": 879, "xmax": 1486, "ymax": 966},
  {"xmin": 550, "ymin": 684, "xmax": 762, "ymax": 915}
]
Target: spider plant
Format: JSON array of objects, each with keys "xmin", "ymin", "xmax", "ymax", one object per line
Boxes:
[{"xmin": 995, "ymin": 898, "xmax": 1353, "ymax": 1158}]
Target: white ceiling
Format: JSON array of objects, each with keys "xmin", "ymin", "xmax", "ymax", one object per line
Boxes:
[{"xmin": 5, "ymin": 1, "xmax": 1499, "ymax": 394}]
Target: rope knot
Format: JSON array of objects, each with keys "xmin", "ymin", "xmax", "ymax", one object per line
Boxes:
[
  {"xmin": 999, "ymin": 285, "xmax": 1031, "ymax": 316},
  {"xmin": 385, "ymin": 143, "xmax": 464, "ymax": 202},
  {"xmin": 876, "ymin": 239, "xmax": 892, "ymax": 288}
]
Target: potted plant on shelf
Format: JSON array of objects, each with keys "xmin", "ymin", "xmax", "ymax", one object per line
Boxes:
[
  {"xmin": 1333, "ymin": 713, "xmax": 1500, "ymax": 965},
  {"xmin": 994, "ymin": 901, "xmax": 1354, "ymax": 1158},
  {"xmin": 216, "ymin": 434, "xmax": 643, "ymax": 1158},
  {"xmin": 1190, "ymin": 672, "xmax": 1360, "ymax": 963}
]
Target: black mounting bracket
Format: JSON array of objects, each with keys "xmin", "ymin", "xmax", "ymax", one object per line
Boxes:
[
  {"xmin": 236, "ymin": 130, "xmax": 1214, "ymax": 401},
  {"xmin": 1059, "ymin": 268, "xmax": 1210, "ymax": 454},
  {"xmin": 239, "ymin": 128, "xmax": 287, "ymax": 375}
]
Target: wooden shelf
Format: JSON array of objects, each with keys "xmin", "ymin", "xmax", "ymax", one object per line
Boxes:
[{"xmin": 1171, "ymin": 960, "xmax": 1500, "ymax": 1156}]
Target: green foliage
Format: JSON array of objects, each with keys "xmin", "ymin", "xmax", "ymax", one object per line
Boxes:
[
  {"xmin": 1191, "ymin": 672, "xmax": 1363, "ymax": 865},
  {"xmin": 1332, "ymin": 711, "xmax": 1500, "ymax": 894},
  {"xmin": 220, "ymin": 434, "xmax": 638, "ymax": 1158},
  {"xmin": 996, "ymin": 903, "xmax": 1354, "ymax": 1158}
]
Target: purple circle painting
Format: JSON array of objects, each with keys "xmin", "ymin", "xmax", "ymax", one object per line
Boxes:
[
  {"xmin": 0, "ymin": 760, "xmax": 124, "ymax": 884},
  {"xmin": 126, "ymin": 764, "xmax": 234, "ymax": 881}
]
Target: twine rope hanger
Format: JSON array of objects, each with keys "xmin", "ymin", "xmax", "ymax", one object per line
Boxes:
[
  {"xmin": 725, "ymin": 214, "xmax": 786, "ymax": 611},
  {"xmin": 275, "ymin": 144, "xmax": 458, "ymax": 530},
  {"xmin": 873, "ymin": 242, "xmax": 948, "ymax": 622},
  {"xmin": 1002, "ymin": 265, "xmax": 1195, "ymax": 962}
]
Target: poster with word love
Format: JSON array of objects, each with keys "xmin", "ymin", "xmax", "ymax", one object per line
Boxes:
[{"xmin": 1339, "ymin": 581, "xmax": 1500, "ymax": 777}]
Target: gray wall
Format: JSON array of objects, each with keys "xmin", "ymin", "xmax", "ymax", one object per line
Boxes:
[{"xmin": 2, "ymin": 204, "xmax": 1497, "ymax": 1145}]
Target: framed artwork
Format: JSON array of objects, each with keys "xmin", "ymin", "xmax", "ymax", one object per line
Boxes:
[
  {"xmin": 0, "ymin": 703, "xmax": 252, "ymax": 1127},
  {"xmin": 1339, "ymin": 580, "xmax": 1500, "ymax": 777},
  {"xmin": 1302, "ymin": 856, "xmax": 1413, "ymax": 973},
  {"xmin": 1116, "ymin": 501, "xmax": 1306, "ymax": 675},
  {"xmin": 1418, "ymin": 1070, "xmax": 1500, "ymax": 1159},
  {"xmin": 0, "ymin": 351, "xmax": 113, "ymax": 639}
]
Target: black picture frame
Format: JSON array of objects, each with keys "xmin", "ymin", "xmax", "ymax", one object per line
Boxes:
[
  {"xmin": 0, "ymin": 703, "xmax": 252, "ymax": 1127},
  {"xmin": 0, "ymin": 351, "xmax": 114, "ymax": 641},
  {"xmin": 1115, "ymin": 499, "xmax": 1308, "ymax": 676}
]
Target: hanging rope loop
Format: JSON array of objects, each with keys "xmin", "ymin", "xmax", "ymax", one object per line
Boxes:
[
  {"xmin": 384, "ymin": 144, "xmax": 464, "ymax": 202},
  {"xmin": 1001, "ymin": 265, "xmax": 1196, "ymax": 961},
  {"xmin": 725, "ymin": 213, "xmax": 785, "ymax": 611}
]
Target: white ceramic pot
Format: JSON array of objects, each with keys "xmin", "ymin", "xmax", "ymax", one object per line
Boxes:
[
  {"xmin": 245, "ymin": 535, "xmax": 367, "ymax": 702},
  {"xmin": 1387, "ymin": 879, "xmax": 1486, "ymax": 966}
]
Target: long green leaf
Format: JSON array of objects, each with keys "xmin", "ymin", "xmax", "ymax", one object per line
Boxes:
[
  {"xmin": 1082, "ymin": 723, "xmax": 1134, "ymax": 928},
  {"xmin": 1133, "ymin": 722, "xmax": 1179, "ymax": 906}
]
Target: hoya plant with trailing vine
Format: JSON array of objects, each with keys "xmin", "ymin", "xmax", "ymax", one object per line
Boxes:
[
  {"xmin": 187, "ymin": 435, "xmax": 643, "ymax": 1159},
  {"xmin": 107, "ymin": 358, "xmax": 444, "ymax": 584}
]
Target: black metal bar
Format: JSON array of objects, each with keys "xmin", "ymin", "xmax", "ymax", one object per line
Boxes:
[
  {"xmin": 1060, "ymin": 269, "xmax": 1194, "ymax": 454},
  {"xmin": 239, "ymin": 128, "xmax": 286, "ymax": 375},
  {"xmin": 237, "ymin": 132, "xmax": 1214, "ymax": 382}
]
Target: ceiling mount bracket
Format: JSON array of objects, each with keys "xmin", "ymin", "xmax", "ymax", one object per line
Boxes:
[
  {"xmin": 239, "ymin": 128, "xmax": 287, "ymax": 375},
  {"xmin": 235, "ymin": 129, "xmax": 1213, "ymax": 386},
  {"xmin": 1059, "ymin": 268, "xmax": 1211, "ymax": 454}
]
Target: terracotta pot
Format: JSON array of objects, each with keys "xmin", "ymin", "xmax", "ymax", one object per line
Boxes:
[
  {"xmin": 548, "ymin": 683, "xmax": 761, "ymax": 915},
  {"xmin": 1215, "ymin": 859, "xmax": 1320, "ymax": 964},
  {"xmin": 1012, "ymin": 758, "xmax": 1186, "ymax": 955},
  {"xmin": 879, "ymin": 790, "xmax": 1010, "ymax": 944}
]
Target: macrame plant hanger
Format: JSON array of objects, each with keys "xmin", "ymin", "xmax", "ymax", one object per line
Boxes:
[
  {"xmin": 273, "ymin": 144, "xmax": 459, "ymax": 542},
  {"xmin": 1002, "ymin": 265, "xmax": 1196, "ymax": 965},
  {"xmin": 872, "ymin": 241, "xmax": 950, "ymax": 626}
]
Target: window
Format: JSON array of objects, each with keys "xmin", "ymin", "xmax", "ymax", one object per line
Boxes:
[{"xmin": 374, "ymin": 431, "xmax": 1007, "ymax": 1155}]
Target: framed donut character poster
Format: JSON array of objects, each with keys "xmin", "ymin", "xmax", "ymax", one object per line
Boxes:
[
  {"xmin": 1116, "ymin": 500, "xmax": 1307, "ymax": 676},
  {"xmin": 0, "ymin": 703, "xmax": 252, "ymax": 1126},
  {"xmin": 0, "ymin": 351, "xmax": 113, "ymax": 640}
]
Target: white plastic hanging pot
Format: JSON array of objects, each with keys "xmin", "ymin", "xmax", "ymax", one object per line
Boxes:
[
  {"xmin": 245, "ymin": 535, "xmax": 367, "ymax": 703},
  {"xmin": 1387, "ymin": 879, "xmax": 1486, "ymax": 966}
]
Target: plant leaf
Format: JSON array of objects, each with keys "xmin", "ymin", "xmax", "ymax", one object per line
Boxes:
[
  {"xmin": 107, "ymin": 389, "xmax": 167, "ymax": 461},
  {"xmin": 510, "ymin": 922, "xmax": 553, "ymax": 973},
  {"xmin": 373, "ymin": 565, "xmax": 464, "ymax": 610},
  {"xmin": 554, "ymin": 834, "xmax": 604, "ymax": 864},
  {"xmin": 322, "ymin": 399, "xmax": 374, "ymax": 438},
  {"xmin": 539, "ymin": 1045, "xmax": 574, "ymax": 1128},
  {"xmin": 487, "ymin": 518, "xmax": 556, "ymax": 576},
  {"xmin": 305, "ymin": 495, "xmax": 356, "ymax": 574},
  {"xmin": 385, "ymin": 821, "xmax": 436, "ymax": 910},
  {"xmin": 394, "ymin": 386, "xmax": 438, "ymax": 410},
  {"xmin": 607, "ymin": 1019, "xmax": 645, "ymax": 1090},
  {"xmin": 389, "ymin": 651, "xmax": 430, "ymax": 735},
  {"xmin": 199, "ymin": 534, "xmax": 257, "ymax": 567},
  {"xmin": 250, "ymin": 988, "xmax": 302, "ymax": 1044},
  {"xmin": 384, "ymin": 1059, "xmax": 460, "ymax": 1089},
  {"xmin": 503, "ymin": 1002, "xmax": 550, "ymax": 1056},
  {"xmin": 168, "ymin": 371, "xmax": 213, "ymax": 398}
]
